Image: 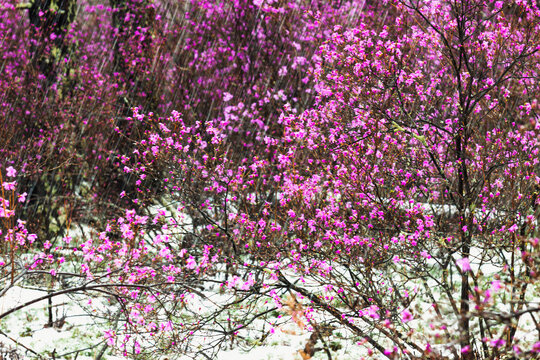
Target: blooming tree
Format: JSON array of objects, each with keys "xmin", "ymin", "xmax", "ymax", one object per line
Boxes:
[
  {"xmin": 0, "ymin": 0, "xmax": 368, "ymax": 357},
  {"xmin": 0, "ymin": 0, "xmax": 539, "ymax": 359},
  {"xmin": 103, "ymin": 0, "xmax": 540, "ymax": 358}
]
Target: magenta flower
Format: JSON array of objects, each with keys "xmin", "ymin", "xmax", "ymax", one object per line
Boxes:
[
  {"xmin": 17, "ymin": 192, "xmax": 27, "ymax": 203},
  {"xmin": 186, "ymin": 256, "xmax": 197, "ymax": 269},
  {"xmin": 489, "ymin": 338, "xmax": 506, "ymax": 348},
  {"xmin": 6, "ymin": 166, "xmax": 16, "ymax": 177},
  {"xmin": 223, "ymin": 92, "xmax": 233, "ymax": 102},
  {"xmin": 2, "ymin": 182, "xmax": 16, "ymax": 191},
  {"xmin": 456, "ymin": 257, "xmax": 471, "ymax": 272},
  {"xmin": 104, "ymin": 330, "xmax": 116, "ymax": 346},
  {"xmin": 401, "ymin": 309, "xmax": 413, "ymax": 323},
  {"xmin": 366, "ymin": 305, "xmax": 380, "ymax": 319}
]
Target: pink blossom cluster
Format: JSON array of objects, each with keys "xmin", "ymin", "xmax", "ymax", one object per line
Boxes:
[{"xmin": 0, "ymin": 0, "xmax": 539, "ymax": 359}]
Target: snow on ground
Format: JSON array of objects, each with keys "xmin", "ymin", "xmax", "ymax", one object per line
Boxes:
[
  {"xmin": 0, "ymin": 285, "xmax": 365, "ymax": 359},
  {"xmin": 0, "ymin": 217, "xmax": 537, "ymax": 360},
  {"xmin": 0, "ymin": 276, "xmax": 538, "ymax": 360},
  {"xmin": 0, "ymin": 286, "xmax": 124, "ymax": 359}
]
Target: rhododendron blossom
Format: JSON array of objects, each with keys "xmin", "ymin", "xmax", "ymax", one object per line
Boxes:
[{"xmin": 0, "ymin": 0, "xmax": 538, "ymax": 359}]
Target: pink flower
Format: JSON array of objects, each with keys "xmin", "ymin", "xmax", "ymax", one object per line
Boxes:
[
  {"xmin": 401, "ymin": 309, "xmax": 413, "ymax": 323},
  {"xmin": 186, "ymin": 256, "xmax": 197, "ymax": 269},
  {"xmin": 456, "ymin": 257, "xmax": 471, "ymax": 272},
  {"xmin": 490, "ymin": 338, "xmax": 506, "ymax": 348},
  {"xmin": 6, "ymin": 166, "xmax": 16, "ymax": 177},
  {"xmin": 104, "ymin": 329, "xmax": 116, "ymax": 346},
  {"xmin": 2, "ymin": 182, "xmax": 16, "ymax": 191},
  {"xmin": 491, "ymin": 280, "xmax": 502, "ymax": 292},
  {"xmin": 366, "ymin": 305, "xmax": 380, "ymax": 319},
  {"xmin": 223, "ymin": 92, "xmax": 233, "ymax": 102},
  {"xmin": 17, "ymin": 192, "xmax": 27, "ymax": 203},
  {"xmin": 160, "ymin": 320, "xmax": 173, "ymax": 332}
]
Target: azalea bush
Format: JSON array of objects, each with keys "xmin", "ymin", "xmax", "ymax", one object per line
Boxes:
[
  {"xmin": 0, "ymin": 0, "xmax": 539, "ymax": 359},
  {"xmin": 0, "ymin": 0, "xmax": 365, "ymax": 236},
  {"xmin": 268, "ymin": 0, "xmax": 540, "ymax": 358},
  {"xmin": 93, "ymin": 0, "xmax": 540, "ymax": 358},
  {"xmin": 0, "ymin": 167, "xmax": 40, "ymax": 286},
  {"xmin": 0, "ymin": 0, "xmax": 368, "ymax": 357}
]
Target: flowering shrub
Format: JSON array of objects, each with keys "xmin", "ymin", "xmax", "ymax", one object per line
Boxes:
[
  {"xmin": 97, "ymin": 0, "xmax": 540, "ymax": 358},
  {"xmin": 0, "ymin": 0, "xmax": 367, "ymax": 237},
  {"xmin": 0, "ymin": 167, "xmax": 42, "ymax": 292},
  {"xmin": 0, "ymin": 0, "xmax": 539, "ymax": 359}
]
